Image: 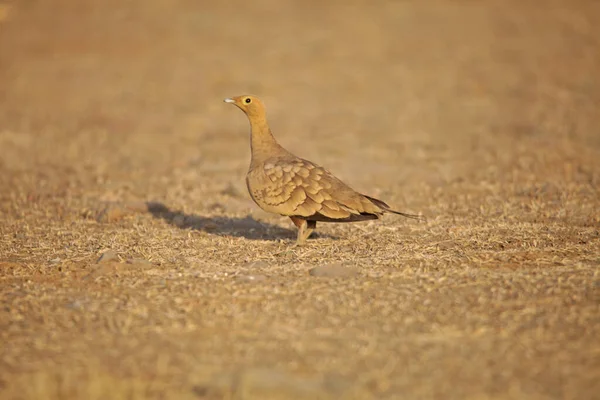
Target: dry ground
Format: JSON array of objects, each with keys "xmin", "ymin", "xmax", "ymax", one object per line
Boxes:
[{"xmin": 1, "ymin": 0, "xmax": 599, "ymax": 399}]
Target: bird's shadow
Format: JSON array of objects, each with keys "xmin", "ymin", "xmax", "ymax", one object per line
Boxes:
[{"xmin": 146, "ymin": 201, "xmax": 334, "ymax": 241}]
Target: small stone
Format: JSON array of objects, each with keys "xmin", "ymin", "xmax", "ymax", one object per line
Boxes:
[
  {"xmin": 96, "ymin": 250, "xmax": 118, "ymax": 264},
  {"xmin": 172, "ymin": 214, "xmax": 186, "ymax": 227},
  {"xmin": 83, "ymin": 262, "xmax": 120, "ymax": 280},
  {"xmin": 208, "ymin": 202, "xmax": 226, "ymax": 212},
  {"xmin": 67, "ymin": 300, "xmax": 84, "ymax": 310},
  {"xmin": 126, "ymin": 258, "xmax": 152, "ymax": 266},
  {"xmin": 96, "ymin": 205, "xmax": 127, "ymax": 222},
  {"xmin": 94, "ymin": 201, "xmax": 149, "ymax": 222},
  {"xmin": 235, "ymin": 274, "xmax": 267, "ymax": 283},
  {"xmin": 203, "ymin": 222, "xmax": 218, "ymax": 231},
  {"xmin": 241, "ymin": 260, "xmax": 269, "ymax": 269},
  {"xmin": 309, "ymin": 263, "xmax": 358, "ymax": 278},
  {"xmin": 220, "ymin": 182, "xmax": 244, "ymax": 198}
]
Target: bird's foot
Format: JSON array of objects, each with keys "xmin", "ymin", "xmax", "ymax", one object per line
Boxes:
[{"xmin": 291, "ymin": 241, "xmax": 306, "ymax": 248}]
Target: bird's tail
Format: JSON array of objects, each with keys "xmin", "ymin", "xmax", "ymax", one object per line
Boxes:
[{"xmin": 364, "ymin": 195, "xmax": 426, "ymax": 221}]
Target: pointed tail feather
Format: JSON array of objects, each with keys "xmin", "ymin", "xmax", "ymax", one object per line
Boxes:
[{"xmin": 363, "ymin": 195, "xmax": 426, "ymax": 221}]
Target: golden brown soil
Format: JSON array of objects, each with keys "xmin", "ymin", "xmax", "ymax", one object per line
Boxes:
[{"xmin": 1, "ymin": 1, "xmax": 599, "ymax": 399}]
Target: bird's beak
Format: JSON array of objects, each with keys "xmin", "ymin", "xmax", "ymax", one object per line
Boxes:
[{"xmin": 223, "ymin": 98, "xmax": 235, "ymax": 104}]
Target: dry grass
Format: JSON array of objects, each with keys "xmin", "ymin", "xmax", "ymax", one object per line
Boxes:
[{"xmin": 1, "ymin": 0, "xmax": 599, "ymax": 399}]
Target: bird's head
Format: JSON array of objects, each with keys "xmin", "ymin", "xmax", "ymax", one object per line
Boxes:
[{"xmin": 223, "ymin": 95, "xmax": 266, "ymax": 119}]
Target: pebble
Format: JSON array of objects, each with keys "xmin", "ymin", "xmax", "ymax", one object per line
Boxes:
[
  {"xmin": 241, "ymin": 260, "xmax": 269, "ymax": 269},
  {"xmin": 220, "ymin": 182, "xmax": 245, "ymax": 198},
  {"xmin": 96, "ymin": 250, "xmax": 118, "ymax": 264},
  {"xmin": 172, "ymin": 214, "xmax": 186, "ymax": 227},
  {"xmin": 309, "ymin": 263, "xmax": 358, "ymax": 278},
  {"xmin": 235, "ymin": 274, "xmax": 267, "ymax": 283},
  {"xmin": 95, "ymin": 201, "xmax": 149, "ymax": 222},
  {"xmin": 126, "ymin": 258, "xmax": 152, "ymax": 266},
  {"xmin": 96, "ymin": 205, "xmax": 127, "ymax": 222}
]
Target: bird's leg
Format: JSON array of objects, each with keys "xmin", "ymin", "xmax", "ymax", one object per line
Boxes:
[
  {"xmin": 304, "ymin": 220, "xmax": 316, "ymax": 242},
  {"xmin": 289, "ymin": 217, "xmax": 316, "ymax": 245},
  {"xmin": 290, "ymin": 216, "xmax": 307, "ymax": 245}
]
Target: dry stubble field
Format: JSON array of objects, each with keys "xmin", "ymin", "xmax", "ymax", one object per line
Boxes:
[{"xmin": 1, "ymin": 1, "xmax": 599, "ymax": 399}]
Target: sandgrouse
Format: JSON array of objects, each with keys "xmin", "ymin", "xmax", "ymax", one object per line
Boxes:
[{"xmin": 224, "ymin": 95, "xmax": 423, "ymax": 245}]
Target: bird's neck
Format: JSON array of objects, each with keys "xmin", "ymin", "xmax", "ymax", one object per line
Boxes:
[{"xmin": 249, "ymin": 117, "xmax": 284, "ymax": 164}]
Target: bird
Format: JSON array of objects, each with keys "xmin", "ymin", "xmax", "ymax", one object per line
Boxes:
[{"xmin": 224, "ymin": 95, "xmax": 424, "ymax": 245}]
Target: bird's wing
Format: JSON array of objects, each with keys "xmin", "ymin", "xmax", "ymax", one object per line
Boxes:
[{"xmin": 249, "ymin": 157, "xmax": 384, "ymax": 220}]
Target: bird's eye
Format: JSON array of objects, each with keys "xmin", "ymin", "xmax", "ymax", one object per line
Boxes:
[{"xmin": 245, "ymin": 98, "xmax": 251, "ymax": 104}]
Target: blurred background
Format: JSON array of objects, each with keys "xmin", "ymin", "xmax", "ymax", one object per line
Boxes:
[
  {"xmin": 1, "ymin": 0, "xmax": 599, "ymax": 399},
  {"xmin": 2, "ymin": 0, "xmax": 598, "ymax": 196}
]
